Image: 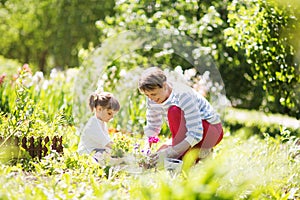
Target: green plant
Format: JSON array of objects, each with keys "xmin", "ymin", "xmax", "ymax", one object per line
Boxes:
[
  {"xmin": 1, "ymin": 125, "xmax": 300, "ymax": 199},
  {"xmin": 111, "ymin": 132, "xmax": 133, "ymax": 158},
  {"xmin": 225, "ymin": 0, "xmax": 300, "ymax": 118},
  {"xmin": 223, "ymin": 107, "xmax": 300, "ymax": 138}
]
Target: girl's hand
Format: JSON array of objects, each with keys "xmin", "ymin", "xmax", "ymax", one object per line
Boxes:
[{"xmin": 106, "ymin": 142, "xmax": 113, "ymax": 149}]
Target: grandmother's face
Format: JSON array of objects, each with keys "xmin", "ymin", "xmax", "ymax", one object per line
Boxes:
[{"xmin": 143, "ymin": 83, "xmax": 170, "ymax": 104}]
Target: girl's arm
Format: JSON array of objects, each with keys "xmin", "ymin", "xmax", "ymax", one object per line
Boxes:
[{"xmin": 104, "ymin": 142, "xmax": 113, "ymax": 154}]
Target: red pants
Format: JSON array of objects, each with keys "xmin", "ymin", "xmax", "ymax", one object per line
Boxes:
[{"xmin": 167, "ymin": 105, "xmax": 223, "ymax": 156}]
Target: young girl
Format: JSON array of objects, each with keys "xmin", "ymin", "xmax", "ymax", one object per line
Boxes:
[
  {"xmin": 138, "ymin": 67, "xmax": 224, "ymax": 164},
  {"xmin": 77, "ymin": 92, "xmax": 120, "ymax": 158}
]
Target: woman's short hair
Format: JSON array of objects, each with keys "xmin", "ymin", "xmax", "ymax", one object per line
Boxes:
[{"xmin": 138, "ymin": 67, "xmax": 167, "ymax": 93}]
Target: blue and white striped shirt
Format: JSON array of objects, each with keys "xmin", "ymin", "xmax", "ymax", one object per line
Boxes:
[{"xmin": 144, "ymin": 82, "xmax": 221, "ymax": 147}]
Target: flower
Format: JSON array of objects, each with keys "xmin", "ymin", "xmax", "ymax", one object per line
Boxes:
[
  {"xmin": 133, "ymin": 143, "xmax": 140, "ymax": 151},
  {"xmin": 137, "ymin": 148, "xmax": 155, "ymax": 169},
  {"xmin": 0, "ymin": 73, "xmax": 6, "ymax": 86},
  {"xmin": 108, "ymin": 128, "xmax": 118, "ymax": 134},
  {"xmin": 111, "ymin": 132, "xmax": 131, "ymax": 157},
  {"xmin": 22, "ymin": 64, "xmax": 32, "ymax": 74},
  {"xmin": 148, "ymin": 136, "xmax": 159, "ymax": 148}
]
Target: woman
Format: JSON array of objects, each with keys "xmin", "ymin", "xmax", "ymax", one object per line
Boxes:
[{"xmin": 138, "ymin": 67, "xmax": 223, "ymax": 165}]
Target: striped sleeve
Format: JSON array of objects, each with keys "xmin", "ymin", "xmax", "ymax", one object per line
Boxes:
[
  {"xmin": 178, "ymin": 92, "xmax": 204, "ymax": 147},
  {"xmin": 144, "ymin": 100, "xmax": 163, "ymax": 137}
]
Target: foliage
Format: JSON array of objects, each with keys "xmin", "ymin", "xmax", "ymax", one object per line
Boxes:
[
  {"xmin": 0, "ymin": 128, "xmax": 299, "ymax": 199},
  {"xmin": 110, "ymin": 132, "xmax": 133, "ymax": 157},
  {"xmin": 0, "ymin": 56, "xmax": 21, "ymax": 77},
  {"xmin": 1, "ymin": 0, "xmax": 299, "ymax": 118},
  {"xmin": 0, "ymin": 0, "xmax": 115, "ymax": 72},
  {"xmin": 92, "ymin": 0, "xmax": 300, "ymax": 119},
  {"xmin": 0, "ymin": 1, "xmax": 299, "ymax": 198},
  {"xmin": 0, "ymin": 64, "xmax": 76, "ymax": 138},
  {"xmin": 224, "ymin": 0, "xmax": 300, "ymax": 118},
  {"xmin": 0, "ymin": 61, "xmax": 299, "ymax": 199},
  {"xmin": 95, "ymin": 0, "xmax": 226, "ymax": 73},
  {"xmin": 223, "ymin": 107, "xmax": 300, "ymax": 138},
  {"xmin": 103, "ymin": 67, "xmax": 148, "ymax": 134},
  {"xmin": 80, "ymin": 6, "xmax": 231, "ymax": 132}
]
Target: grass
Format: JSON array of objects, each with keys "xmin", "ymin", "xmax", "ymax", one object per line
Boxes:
[
  {"xmin": 224, "ymin": 107, "xmax": 300, "ymax": 138},
  {"xmin": 0, "ymin": 129, "xmax": 299, "ymax": 199},
  {"xmin": 0, "ymin": 63, "xmax": 299, "ymax": 199}
]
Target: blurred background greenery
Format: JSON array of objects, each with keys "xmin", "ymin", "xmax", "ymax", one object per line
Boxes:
[{"xmin": 0, "ymin": 0, "xmax": 299, "ymax": 120}]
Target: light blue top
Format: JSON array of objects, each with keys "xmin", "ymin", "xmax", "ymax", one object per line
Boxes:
[{"xmin": 144, "ymin": 82, "xmax": 220, "ymax": 147}]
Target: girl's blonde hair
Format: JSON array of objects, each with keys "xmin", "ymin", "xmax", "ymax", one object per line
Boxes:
[
  {"xmin": 138, "ymin": 67, "xmax": 167, "ymax": 93},
  {"xmin": 89, "ymin": 92, "xmax": 120, "ymax": 112}
]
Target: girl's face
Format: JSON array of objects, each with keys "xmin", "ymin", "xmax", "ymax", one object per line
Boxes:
[
  {"xmin": 143, "ymin": 82, "xmax": 171, "ymax": 104},
  {"xmin": 95, "ymin": 106, "xmax": 118, "ymax": 122}
]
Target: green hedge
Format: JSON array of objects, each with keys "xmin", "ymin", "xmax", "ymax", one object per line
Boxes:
[{"xmin": 223, "ymin": 107, "xmax": 300, "ymax": 138}]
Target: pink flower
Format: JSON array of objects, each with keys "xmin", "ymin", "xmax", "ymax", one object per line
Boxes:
[
  {"xmin": 148, "ymin": 136, "xmax": 159, "ymax": 148},
  {"xmin": 148, "ymin": 136, "xmax": 159, "ymax": 143},
  {"xmin": 22, "ymin": 64, "xmax": 32, "ymax": 74},
  {"xmin": 12, "ymin": 74, "xmax": 19, "ymax": 81},
  {"xmin": 0, "ymin": 73, "xmax": 6, "ymax": 86}
]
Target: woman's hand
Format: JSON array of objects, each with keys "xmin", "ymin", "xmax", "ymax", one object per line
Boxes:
[
  {"xmin": 150, "ymin": 139, "xmax": 191, "ymax": 167},
  {"xmin": 150, "ymin": 147, "xmax": 179, "ymax": 166}
]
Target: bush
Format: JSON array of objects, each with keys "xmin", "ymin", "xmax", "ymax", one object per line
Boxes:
[{"xmin": 223, "ymin": 107, "xmax": 300, "ymax": 138}]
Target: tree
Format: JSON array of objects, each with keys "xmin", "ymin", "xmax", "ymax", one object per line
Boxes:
[
  {"xmin": 91, "ymin": 0, "xmax": 299, "ymax": 118},
  {"xmin": 224, "ymin": 0, "xmax": 300, "ymax": 118},
  {"xmin": 0, "ymin": 0, "xmax": 115, "ymax": 73}
]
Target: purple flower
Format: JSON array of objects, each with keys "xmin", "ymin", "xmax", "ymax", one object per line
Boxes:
[
  {"xmin": 146, "ymin": 149, "xmax": 151, "ymax": 155},
  {"xmin": 133, "ymin": 143, "xmax": 140, "ymax": 150},
  {"xmin": 140, "ymin": 149, "xmax": 151, "ymax": 156}
]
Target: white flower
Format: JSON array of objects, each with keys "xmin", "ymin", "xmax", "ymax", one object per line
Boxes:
[
  {"xmin": 119, "ymin": 69, "xmax": 127, "ymax": 77},
  {"xmin": 42, "ymin": 80, "xmax": 49, "ymax": 90},
  {"xmin": 50, "ymin": 68, "xmax": 58, "ymax": 79},
  {"xmin": 174, "ymin": 66, "xmax": 183, "ymax": 75},
  {"xmin": 110, "ymin": 65, "xmax": 117, "ymax": 72},
  {"xmin": 32, "ymin": 71, "xmax": 44, "ymax": 84},
  {"xmin": 184, "ymin": 68, "xmax": 196, "ymax": 80}
]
